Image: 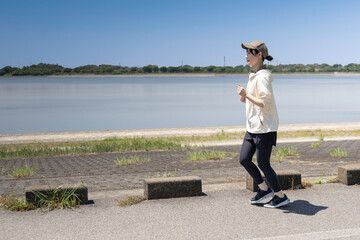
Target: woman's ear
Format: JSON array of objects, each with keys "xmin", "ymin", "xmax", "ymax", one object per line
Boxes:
[{"xmin": 258, "ymin": 51, "xmax": 263, "ymax": 58}]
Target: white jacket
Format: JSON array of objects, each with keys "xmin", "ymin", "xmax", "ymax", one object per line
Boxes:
[{"xmin": 245, "ymin": 69, "xmax": 279, "ymax": 133}]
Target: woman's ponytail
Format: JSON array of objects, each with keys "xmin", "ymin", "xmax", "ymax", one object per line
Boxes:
[{"xmin": 265, "ymin": 55, "xmax": 273, "ymax": 61}]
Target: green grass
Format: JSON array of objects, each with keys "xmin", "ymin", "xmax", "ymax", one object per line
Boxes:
[
  {"xmin": 152, "ymin": 168, "xmax": 178, "ymax": 178},
  {"xmin": 118, "ymin": 196, "xmax": 145, "ymax": 208},
  {"xmin": 7, "ymin": 165, "xmax": 36, "ymax": 178},
  {"xmin": 0, "ymin": 137, "xmax": 185, "ymax": 159},
  {"xmin": 313, "ymin": 179, "xmax": 325, "ymax": 184},
  {"xmin": 0, "ymin": 168, "xmax": 7, "ymax": 174},
  {"xmin": 310, "ymin": 142, "xmax": 320, "ymax": 148},
  {"xmin": 2, "ymin": 129, "xmax": 359, "ymax": 159},
  {"xmin": 31, "ymin": 185, "xmax": 81, "ymax": 211},
  {"xmin": 329, "ymin": 147, "xmax": 348, "ymax": 158},
  {"xmin": 327, "ymin": 177, "xmax": 339, "ymax": 183},
  {"xmin": 188, "ymin": 150, "xmax": 227, "ymax": 161},
  {"xmin": 114, "ymin": 155, "xmax": 151, "ymax": 166},
  {"xmin": 168, "ymin": 130, "xmax": 246, "ymax": 143},
  {"xmin": 0, "ymin": 180, "xmax": 85, "ymax": 211},
  {"xmin": 0, "ymin": 193, "xmax": 36, "ymax": 211},
  {"xmin": 272, "ymin": 146, "xmax": 300, "ymax": 163}
]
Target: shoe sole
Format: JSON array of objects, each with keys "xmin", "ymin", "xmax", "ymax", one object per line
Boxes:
[
  {"xmin": 264, "ymin": 198, "xmax": 290, "ymax": 208},
  {"xmin": 249, "ymin": 191, "xmax": 274, "ymax": 204}
]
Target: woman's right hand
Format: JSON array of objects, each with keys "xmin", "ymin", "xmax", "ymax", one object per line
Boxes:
[{"xmin": 241, "ymin": 96, "xmax": 246, "ymax": 103}]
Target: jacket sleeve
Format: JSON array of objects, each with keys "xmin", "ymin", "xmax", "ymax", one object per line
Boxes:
[{"xmin": 257, "ymin": 74, "xmax": 273, "ymax": 111}]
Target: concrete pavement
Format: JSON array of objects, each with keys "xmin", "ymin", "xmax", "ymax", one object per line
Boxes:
[{"xmin": 1, "ymin": 182, "xmax": 360, "ymax": 240}]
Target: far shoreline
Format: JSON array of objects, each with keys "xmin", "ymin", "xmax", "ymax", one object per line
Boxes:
[{"xmin": 2, "ymin": 72, "xmax": 360, "ymax": 78}]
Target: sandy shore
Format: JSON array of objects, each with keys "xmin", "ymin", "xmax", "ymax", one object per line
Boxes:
[{"xmin": 1, "ymin": 122, "xmax": 360, "ymax": 145}]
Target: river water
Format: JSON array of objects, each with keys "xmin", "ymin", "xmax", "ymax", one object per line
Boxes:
[{"xmin": 1, "ymin": 75, "xmax": 360, "ymax": 134}]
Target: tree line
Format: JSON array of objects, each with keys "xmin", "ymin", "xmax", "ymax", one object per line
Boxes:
[{"xmin": 1, "ymin": 63, "xmax": 360, "ymax": 76}]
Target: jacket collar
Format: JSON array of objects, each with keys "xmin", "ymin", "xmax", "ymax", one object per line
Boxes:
[{"xmin": 249, "ymin": 69, "xmax": 268, "ymax": 80}]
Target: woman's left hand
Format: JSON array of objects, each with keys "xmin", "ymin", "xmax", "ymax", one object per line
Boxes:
[{"xmin": 237, "ymin": 84, "xmax": 247, "ymax": 98}]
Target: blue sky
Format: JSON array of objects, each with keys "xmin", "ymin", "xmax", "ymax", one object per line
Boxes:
[{"xmin": 1, "ymin": 0, "xmax": 360, "ymax": 68}]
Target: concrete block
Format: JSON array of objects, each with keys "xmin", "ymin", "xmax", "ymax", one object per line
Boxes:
[
  {"xmin": 144, "ymin": 176, "xmax": 202, "ymax": 200},
  {"xmin": 338, "ymin": 164, "xmax": 360, "ymax": 185},
  {"xmin": 246, "ymin": 170, "xmax": 301, "ymax": 192},
  {"xmin": 25, "ymin": 184, "xmax": 88, "ymax": 206}
]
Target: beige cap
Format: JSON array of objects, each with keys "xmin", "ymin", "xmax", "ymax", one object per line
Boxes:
[{"xmin": 241, "ymin": 41, "xmax": 271, "ymax": 59}]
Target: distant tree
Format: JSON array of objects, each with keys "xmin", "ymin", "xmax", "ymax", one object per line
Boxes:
[
  {"xmin": 345, "ymin": 63, "xmax": 360, "ymax": 72},
  {"xmin": 206, "ymin": 65, "xmax": 216, "ymax": 72},
  {"xmin": 151, "ymin": 65, "xmax": 159, "ymax": 73},
  {"xmin": 0, "ymin": 66, "xmax": 18, "ymax": 75},
  {"xmin": 160, "ymin": 66, "xmax": 167, "ymax": 73},
  {"xmin": 193, "ymin": 66, "xmax": 201, "ymax": 72},
  {"xmin": 214, "ymin": 67, "xmax": 226, "ymax": 73},
  {"xmin": 143, "ymin": 65, "xmax": 153, "ymax": 73},
  {"xmin": 63, "ymin": 68, "xmax": 72, "ymax": 73},
  {"xmin": 332, "ymin": 64, "xmax": 342, "ymax": 69},
  {"xmin": 180, "ymin": 65, "xmax": 193, "ymax": 73},
  {"xmin": 167, "ymin": 66, "xmax": 179, "ymax": 73}
]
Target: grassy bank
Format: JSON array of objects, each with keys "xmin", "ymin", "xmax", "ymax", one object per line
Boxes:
[
  {"xmin": 1, "ymin": 129, "xmax": 359, "ymax": 159},
  {"xmin": 0, "ymin": 137, "xmax": 185, "ymax": 159}
]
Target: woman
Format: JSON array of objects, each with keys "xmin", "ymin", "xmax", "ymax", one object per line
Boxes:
[{"xmin": 237, "ymin": 40, "xmax": 290, "ymax": 208}]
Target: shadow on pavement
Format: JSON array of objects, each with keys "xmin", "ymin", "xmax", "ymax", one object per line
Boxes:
[{"xmin": 281, "ymin": 200, "xmax": 328, "ymax": 216}]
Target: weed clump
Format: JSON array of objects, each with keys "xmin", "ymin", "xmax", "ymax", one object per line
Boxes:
[
  {"xmin": 188, "ymin": 150, "xmax": 227, "ymax": 161},
  {"xmin": 118, "ymin": 196, "xmax": 145, "ymax": 208},
  {"xmin": 0, "ymin": 193, "xmax": 35, "ymax": 211},
  {"xmin": 310, "ymin": 142, "xmax": 320, "ymax": 148},
  {"xmin": 272, "ymin": 146, "xmax": 300, "ymax": 163},
  {"xmin": 31, "ymin": 186, "xmax": 81, "ymax": 211},
  {"xmin": 152, "ymin": 168, "xmax": 178, "ymax": 178},
  {"xmin": 301, "ymin": 180, "xmax": 313, "ymax": 188},
  {"xmin": 7, "ymin": 165, "xmax": 36, "ymax": 178},
  {"xmin": 114, "ymin": 155, "xmax": 151, "ymax": 166},
  {"xmin": 329, "ymin": 147, "xmax": 347, "ymax": 158}
]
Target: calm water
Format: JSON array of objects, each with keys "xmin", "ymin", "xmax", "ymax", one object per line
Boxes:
[{"xmin": 1, "ymin": 75, "xmax": 360, "ymax": 134}]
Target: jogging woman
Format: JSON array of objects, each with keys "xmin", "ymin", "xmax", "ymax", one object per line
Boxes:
[{"xmin": 237, "ymin": 41, "xmax": 290, "ymax": 208}]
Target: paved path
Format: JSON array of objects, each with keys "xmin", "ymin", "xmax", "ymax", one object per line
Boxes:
[
  {"xmin": 1, "ymin": 183, "xmax": 360, "ymax": 240},
  {"xmin": 1, "ymin": 138, "xmax": 359, "ymax": 195}
]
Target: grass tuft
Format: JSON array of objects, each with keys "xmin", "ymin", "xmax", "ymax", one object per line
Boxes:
[
  {"xmin": 0, "ymin": 168, "xmax": 7, "ymax": 175},
  {"xmin": 114, "ymin": 155, "xmax": 151, "ymax": 166},
  {"xmin": 31, "ymin": 186, "xmax": 81, "ymax": 211},
  {"xmin": 310, "ymin": 142, "xmax": 320, "ymax": 148},
  {"xmin": 188, "ymin": 150, "xmax": 227, "ymax": 161},
  {"xmin": 152, "ymin": 168, "xmax": 178, "ymax": 178},
  {"xmin": 318, "ymin": 134, "xmax": 325, "ymax": 142},
  {"xmin": 118, "ymin": 196, "xmax": 145, "ymax": 208},
  {"xmin": 7, "ymin": 165, "xmax": 36, "ymax": 178},
  {"xmin": 327, "ymin": 177, "xmax": 339, "ymax": 183},
  {"xmin": 301, "ymin": 180, "xmax": 313, "ymax": 188},
  {"xmin": 329, "ymin": 147, "xmax": 348, "ymax": 158},
  {"xmin": 272, "ymin": 146, "xmax": 300, "ymax": 163},
  {"xmin": 0, "ymin": 193, "xmax": 35, "ymax": 211},
  {"xmin": 313, "ymin": 178, "xmax": 325, "ymax": 184}
]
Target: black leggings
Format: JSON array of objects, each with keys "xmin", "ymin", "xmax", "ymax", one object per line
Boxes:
[{"xmin": 239, "ymin": 131, "xmax": 282, "ymax": 192}]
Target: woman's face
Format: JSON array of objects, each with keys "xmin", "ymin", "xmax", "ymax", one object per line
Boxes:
[{"xmin": 245, "ymin": 49, "xmax": 262, "ymax": 67}]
